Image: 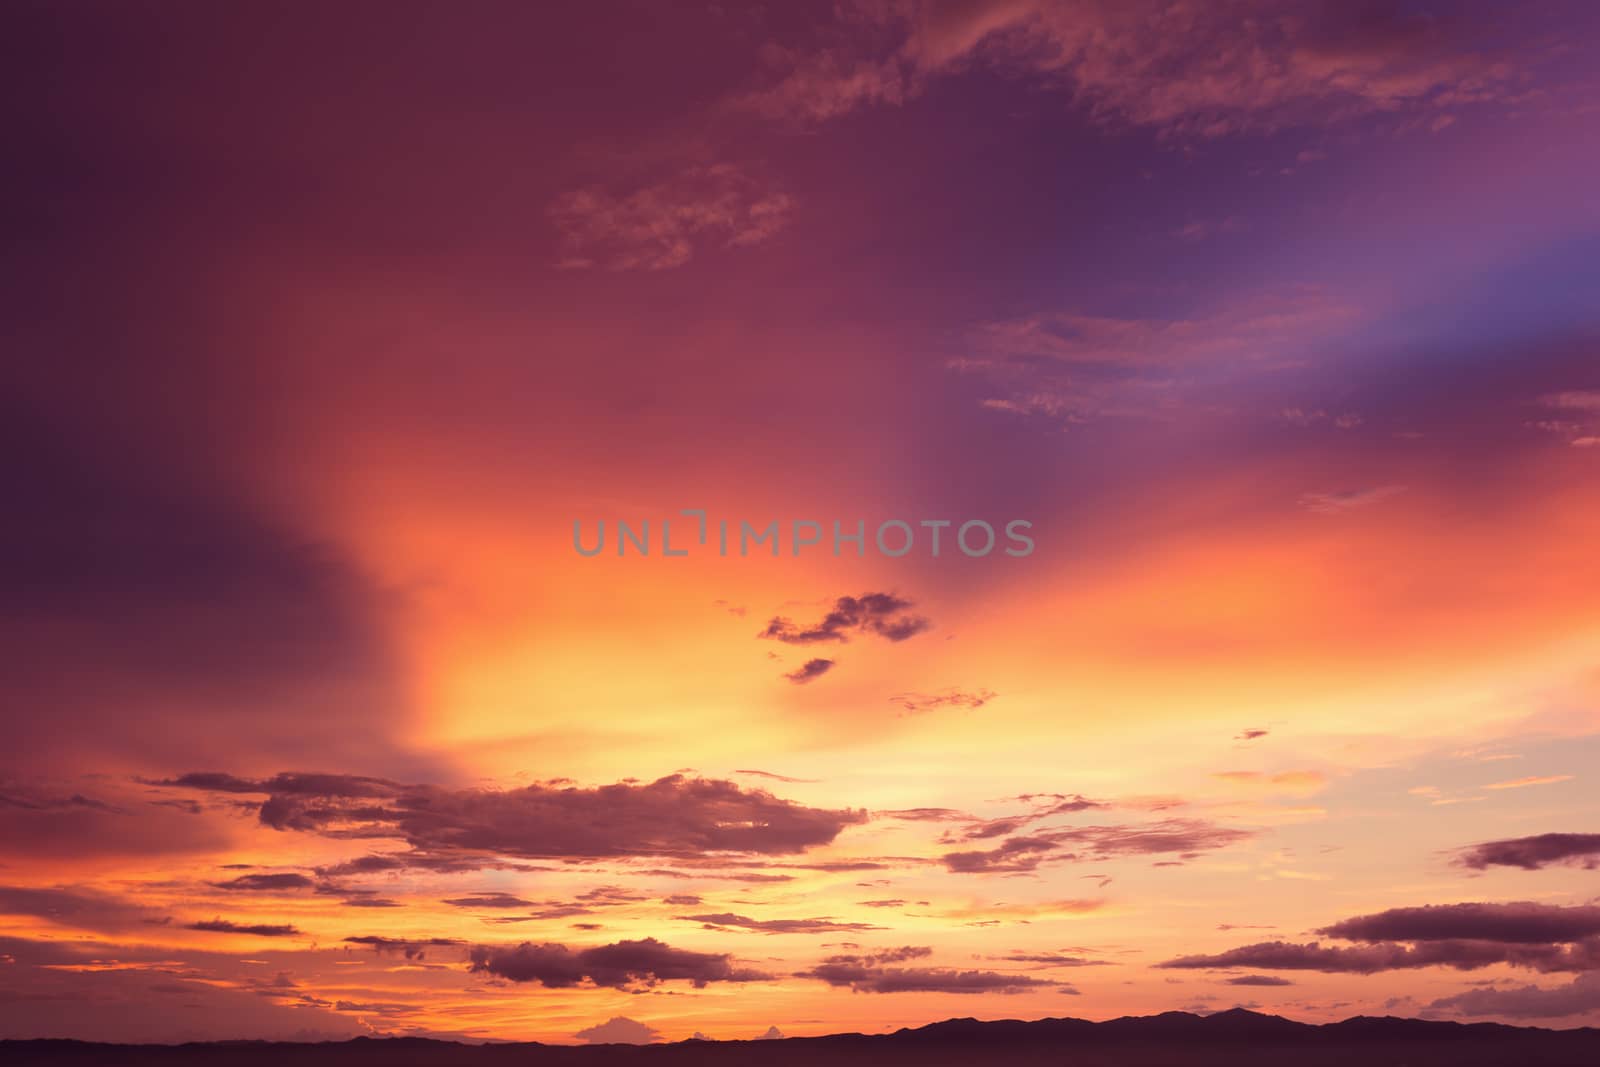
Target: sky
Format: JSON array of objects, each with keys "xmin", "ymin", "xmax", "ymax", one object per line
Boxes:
[{"xmin": 3, "ymin": 0, "xmax": 1600, "ymax": 1046}]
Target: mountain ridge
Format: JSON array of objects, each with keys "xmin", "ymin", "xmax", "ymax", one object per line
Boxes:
[{"xmin": 6, "ymin": 1009, "xmax": 1599, "ymax": 1065}]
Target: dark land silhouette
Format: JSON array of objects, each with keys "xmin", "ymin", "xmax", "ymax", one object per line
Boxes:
[{"xmin": 6, "ymin": 1009, "xmax": 1600, "ymax": 1066}]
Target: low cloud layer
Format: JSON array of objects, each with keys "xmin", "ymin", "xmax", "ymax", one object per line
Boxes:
[
  {"xmin": 468, "ymin": 937, "xmax": 771, "ymax": 989},
  {"xmin": 164, "ymin": 772, "xmax": 866, "ymax": 861}
]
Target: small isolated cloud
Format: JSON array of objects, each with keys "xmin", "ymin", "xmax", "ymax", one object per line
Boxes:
[
  {"xmin": 208, "ymin": 873, "xmax": 316, "ymax": 892},
  {"xmin": 761, "ymin": 593, "xmax": 931, "ymax": 645},
  {"xmin": 801, "ymin": 951, "xmax": 1051, "ymax": 994},
  {"xmin": 1235, "ymin": 728, "xmax": 1269, "ymax": 741},
  {"xmin": 441, "ymin": 894, "xmax": 534, "ymax": 909},
  {"xmin": 551, "ymin": 164, "xmax": 793, "ymax": 271},
  {"xmin": 680, "ymin": 912, "xmax": 884, "ymax": 935},
  {"xmin": 1485, "ymin": 774, "xmax": 1574, "ymax": 791},
  {"xmin": 186, "ymin": 918, "xmax": 300, "ymax": 937},
  {"xmin": 1227, "ymin": 975, "xmax": 1294, "ymax": 986},
  {"xmin": 1298, "ymin": 485, "xmax": 1405, "ymax": 514},
  {"xmin": 889, "ymin": 688, "xmax": 995, "ymax": 714},
  {"xmin": 756, "ymin": 1025, "xmax": 785, "ymax": 1040},
  {"xmin": 468, "ymin": 937, "xmax": 771, "ymax": 989},
  {"xmin": 784, "ymin": 658, "xmax": 836, "ymax": 685},
  {"xmin": 573, "ymin": 1016, "xmax": 660, "ymax": 1045},
  {"xmin": 1173, "ymin": 217, "xmax": 1243, "ymax": 242},
  {"xmin": 1456, "ymin": 833, "xmax": 1600, "ymax": 871}
]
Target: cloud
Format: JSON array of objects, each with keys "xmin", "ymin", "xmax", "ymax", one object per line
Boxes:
[
  {"xmin": 344, "ymin": 936, "xmax": 466, "ymax": 960},
  {"xmin": 467, "ymin": 937, "xmax": 772, "ymax": 989},
  {"xmin": 0, "ymin": 884, "xmax": 169, "ymax": 933},
  {"xmin": 889, "ymin": 688, "xmax": 996, "ymax": 713},
  {"xmin": 551, "ymin": 164, "xmax": 793, "ymax": 270},
  {"xmin": 1484, "ymin": 774, "xmax": 1574, "ymax": 790},
  {"xmin": 757, "ymin": 1025, "xmax": 785, "ymax": 1039},
  {"xmin": 209, "ymin": 873, "xmax": 316, "ymax": 892},
  {"xmin": 1235, "ymin": 728, "xmax": 1269, "ymax": 741},
  {"xmin": 784, "ymin": 658, "xmax": 836, "ymax": 685},
  {"xmin": 942, "ymin": 818, "xmax": 1252, "ymax": 873},
  {"xmin": 441, "ymin": 893, "xmax": 535, "ymax": 909},
  {"xmin": 800, "ymin": 948, "xmax": 1052, "ymax": 993},
  {"xmin": 1429, "ymin": 972, "xmax": 1600, "ymax": 1020},
  {"xmin": 1162, "ymin": 903, "xmax": 1600, "ymax": 975},
  {"xmin": 760, "ymin": 592, "xmax": 931, "ymax": 645},
  {"xmin": 186, "ymin": 919, "xmax": 300, "ymax": 937},
  {"xmin": 1456, "ymin": 833, "xmax": 1600, "ymax": 871},
  {"xmin": 1298, "ymin": 485, "xmax": 1406, "ymax": 513},
  {"xmin": 573, "ymin": 1016, "xmax": 661, "ymax": 1045},
  {"xmin": 1226, "ymin": 975, "xmax": 1294, "ymax": 986},
  {"xmin": 1318, "ymin": 903, "xmax": 1600, "ymax": 944},
  {"xmin": 744, "ymin": 1, "xmax": 1525, "ymax": 137},
  {"xmin": 679, "ymin": 912, "xmax": 885, "ymax": 934},
  {"xmin": 166, "ymin": 772, "xmax": 866, "ymax": 860}
]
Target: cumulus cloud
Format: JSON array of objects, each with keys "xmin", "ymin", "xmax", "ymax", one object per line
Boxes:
[
  {"xmin": 165, "ymin": 772, "xmax": 866, "ymax": 861},
  {"xmin": 551, "ymin": 164, "xmax": 794, "ymax": 270},
  {"xmin": 1429, "ymin": 972, "xmax": 1600, "ymax": 1020},
  {"xmin": 1456, "ymin": 833, "xmax": 1600, "ymax": 871},
  {"xmin": 468, "ymin": 937, "xmax": 772, "ymax": 989},
  {"xmin": 760, "ymin": 593, "xmax": 931, "ymax": 645},
  {"xmin": 573, "ymin": 1016, "xmax": 661, "ymax": 1044}
]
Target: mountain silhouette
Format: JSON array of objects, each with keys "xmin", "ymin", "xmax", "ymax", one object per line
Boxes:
[{"xmin": 6, "ymin": 1010, "xmax": 1599, "ymax": 1066}]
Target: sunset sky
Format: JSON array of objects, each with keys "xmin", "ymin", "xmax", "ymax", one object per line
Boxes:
[{"xmin": 4, "ymin": 0, "xmax": 1600, "ymax": 1046}]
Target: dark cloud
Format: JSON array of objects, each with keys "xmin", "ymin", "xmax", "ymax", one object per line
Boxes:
[
  {"xmin": 999, "ymin": 952, "xmax": 1105, "ymax": 967},
  {"xmin": 1456, "ymin": 833, "xmax": 1600, "ymax": 871},
  {"xmin": 0, "ymin": 885, "xmax": 168, "ymax": 933},
  {"xmin": 441, "ymin": 893, "xmax": 534, "ymax": 909},
  {"xmin": 1160, "ymin": 903, "xmax": 1600, "ymax": 975},
  {"xmin": 186, "ymin": 919, "xmax": 300, "ymax": 937},
  {"xmin": 784, "ymin": 658, "xmax": 835, "ymax": 685},
  {"xmin": 343, "ymin": 935, "xmax": 466, "ymax": 961},
  {"xmin": 1429, "ymin": 972, "xmax": 1600, "ymax": 1019},
  {"xmin": 1235, "ymin": 728, "xmax": 1269, "ymax": 741},
  {"xmin": 1318, "ymin": 903, "xmax": 1600, "ymax": 944},
  {"xmin": 943, "ymin": 819, "xmax": 1251, "ymax": 873},
  {"xmin": 760, "ymin": 593, "xmax": 930, "ymax": 645},
  {"xmin": 209, "ymin": 873, "xmax": 316, "ymax": 892},
  {"xmin": 680, "ymin": 912, "xmax": 885, "ymax": 934},
  {"xmin": 800, "ymin": 945, "xmax": 1050, "ymax": 993},
  {"xmin": 167, "ymin": 772, "xmax": 866, "ymax": 860},
  {"xmin": 468, "ymin": 937, "xmax": 772, "ymax": 989},
  {"xmin": 1227, "ymin": 975, "xmax": 1295, "ymax": 986}
]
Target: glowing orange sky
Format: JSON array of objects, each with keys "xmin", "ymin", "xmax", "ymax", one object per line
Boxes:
[{"xmin": 3, "ymin": 0, "xmax": 1600, "ymax": 1046}]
